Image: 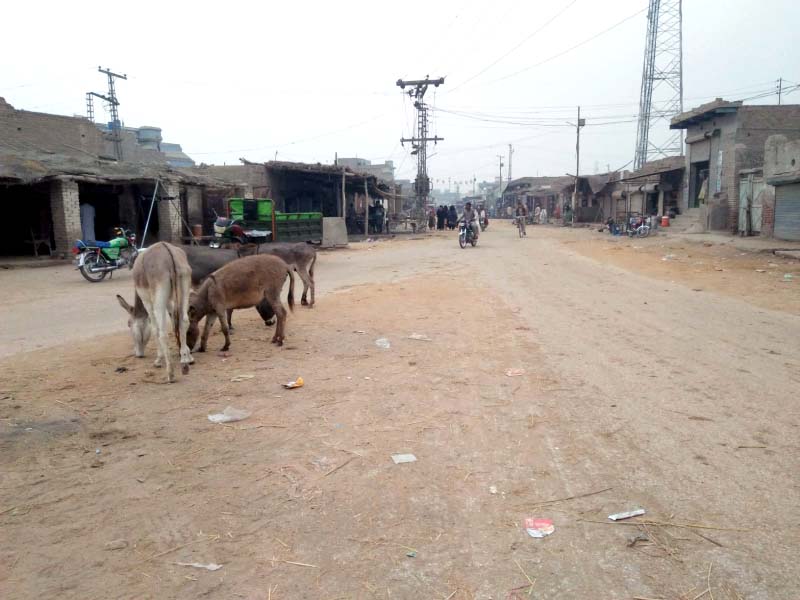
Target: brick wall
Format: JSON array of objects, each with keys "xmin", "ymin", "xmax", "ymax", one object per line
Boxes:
[
  {"xmin": 0, "ymin": 97, "xmax": 168, "ymax": 165},
  {"xmin": 733, "ymin": 106, "xmax": 800, "ymax": 232},
  {"xmin": 49, "ymin": 179, "xmax": 81, "ymax": 254},
  {"xmin": 158, "ymin": 181, "xmax": 184, "ymax": 243}
]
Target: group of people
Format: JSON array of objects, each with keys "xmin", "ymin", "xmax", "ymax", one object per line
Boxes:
[{"xmin": 432, "ymin": 205, "xmax": 459, "ymax": 231}]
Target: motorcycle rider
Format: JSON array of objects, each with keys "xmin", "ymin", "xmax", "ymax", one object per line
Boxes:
[
  {"xmin": 459, "ymin": 202, "xmax": 480, "ymax": 240},
  {"xmin": 515, "ymin": 201, "xmax": 528, "ymax": 236}
]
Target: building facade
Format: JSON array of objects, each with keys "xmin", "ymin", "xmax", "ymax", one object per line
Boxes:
[{"xmin": 670, "ymin": 99, "xmax": 800, "ymax": 232}]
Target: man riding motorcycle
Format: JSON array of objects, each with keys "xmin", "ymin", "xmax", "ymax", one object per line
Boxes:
[{"xmin": 459, "ymin": 202, "xmax": 480, "ymax": 241}]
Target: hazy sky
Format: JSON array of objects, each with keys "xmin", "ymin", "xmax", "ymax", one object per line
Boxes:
[{"xmin": 2, "ymin": 1, "xmax": 798, "ymax": 188}]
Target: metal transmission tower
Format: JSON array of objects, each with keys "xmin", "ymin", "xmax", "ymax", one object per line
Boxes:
[
  {"xmin": 88, "ymin": 66, "xmax": 128, "ymax": 160},
  {"xmin": 633, "ymin": 0, "xmax": 683, "ymax": 170},
  {"xmin": 397, "ymin": 76, "xmax": 444, "ymax": 218}
]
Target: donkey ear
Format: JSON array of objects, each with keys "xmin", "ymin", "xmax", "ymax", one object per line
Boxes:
[{"xmin": 116, "ymin": 294, "xmax": 134, "ymax": 315}]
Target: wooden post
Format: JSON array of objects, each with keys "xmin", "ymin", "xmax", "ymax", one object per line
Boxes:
[{"xmin": 364, "ymin": 178, "xmax": 370, "ymax": 236}]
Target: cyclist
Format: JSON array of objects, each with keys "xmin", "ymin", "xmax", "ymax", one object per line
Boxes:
[{"xmin": 515, "ymin": 201, "xmax": 528, "ymax": 236}]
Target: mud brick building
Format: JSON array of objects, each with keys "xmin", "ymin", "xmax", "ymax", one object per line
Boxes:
[
  {"xmin": 0, "ymin": 98, "xmax": 236, "ymax": 257},
  {"xmin": 670, "ymin": 98, "xmax": 800, "ymax": 233}
]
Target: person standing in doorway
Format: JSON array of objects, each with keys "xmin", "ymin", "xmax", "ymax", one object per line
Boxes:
[{"xmin": 80, "ymin": 202, "xmax": 96, "ymax": 242}]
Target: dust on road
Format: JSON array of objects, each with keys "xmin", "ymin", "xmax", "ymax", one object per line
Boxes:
[{"xmin": 1, "ymin": 227, "xmax": 798, "ymax": 599}]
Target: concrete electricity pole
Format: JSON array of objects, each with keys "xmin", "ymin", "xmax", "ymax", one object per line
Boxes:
[
  {"xmin": 508, "ymin": 143, "xmax": 514, "ymax": 184},
  {"xmin": 777, "ymin": 77, "xmax": 783, "ymax": 105},
  {"xmin": 571, "ymin": 106, "xmax": 585, "ymax": 225}
]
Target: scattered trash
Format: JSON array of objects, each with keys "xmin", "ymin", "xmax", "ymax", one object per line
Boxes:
[
  {"xmin": 208, "ymin": 406, "xmax": 252, "ymax": 424},
  {"xmin": 406, "ymin": 551, "xmax": 417, "ymax": 558},
  {"xmin": 408, "ymin": 333, "xmax": 432, "ymax": 342},
  {"xmin": 391, "ymin": 453, "xmax": 417, "ymax": 464},
  {"xmin": 283, "ymin": 377, "xmax": 304, "ymax": 389},
  {"xmin": 115, "ymin": 366, "xmax": 128, "ymax": 373},
  {"xmin": 714, "ymin": 267, "xmax": 725, "ymax": 272},
  {"xmin": 608, "ymin": 508, "xmax": 646, "ymax": 521},
  {"xmin": 662, "ymin": 254, "xmax": 677, "ymax": 261},
  {"xmin": 375, "ymin": 338, "xmax": 391, "ymax": 349},
  {"xmin": 505, "ymin": 368, "xmax": 525, "ymax": 377},
  {"xmin": 784, "ymin": 274, "xmax": 794, "ymax": 281},
  {"xmin": 217, "ymin": 351, "xmax": 231, "ymax": 358},
  {"xmin": 768, "ymin": 263, "xmax": 779, "ymax": 268},
  {"xmin": 95, "ymin": 448, "xmax": 101, "ymax": 454},
  {"xmin": 176, "ymin": 562, "xmax": 223, "ymax": 571},
  {"xmin": 627, "ymin": 533, "xmax": 649, "ymax": 547},
  {"xmin": 524, "ymin": 517, "xmax": 555, "ymax": 538},
  {"xmin": 353, "ymin": 330, "xmax": 367, "ymax": 334},
  {"xmin": 489, "ymin": 485, "xmax": 498, "ymax": 495},
  {"xmin": 364, "ymin": 376, "xmax": 372, "ymax": 380},
  {"xmin": 755, "ymin": 269, "xmax": 766, "ymax": 273},
  {"xmin": 230, "ymin": 374, "xmax": 255, "ymax": 382},
  {"xmin": 104, "ymin": 538, "xmax": 128, "ymax": 550}
]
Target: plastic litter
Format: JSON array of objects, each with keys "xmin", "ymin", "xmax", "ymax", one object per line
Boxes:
[
  {"xmin": 391, "ymin": 453, "xmax": 417, "ymax": 464},
  {"xmin": 283, "ymin": 377, "xmax": 304, "ymax": 389},
  {"xmin": 375, "ymin": 338, "xmax": 391, "ymax": 349},
  {"xmin": 208, "ymin": 406, "xmax": 252, "ymax": 424},
  {"xmin": 505, "ymin": 368, "xmax": 525, "ymax": 377},
  {"xmin": 784, "ymin": 274, "xmax": 794, "ymax": 281},
  {"xmin": 608, "ymin": 508, "xmax": 646, "ymax": 521},
  {"xmin": 115, "ymin": 366, "xmax": 128, "ymax": 373},
  {"xmin": 408, "ymin": 333, "xmax": 432, "ymax": 342},
  {"xmin": 489, "ymin": 485, "xmax": 498, "ymax": 495},
  {"xmin": 524, "ymin": 517, "xmax": 555, "ymax": 538},
  {"xmin": 662, "ymin": 254, "xmax": 677, "ymax": 261},
  {"xmin": 230, "ymin": 374, "xmax": 255, "ymax": 382},
  {"xmin": 104, "ymin": 539, "xmax": 128, "ymax": 550},
  {"xmin": 406, "ymin": 551, "xmax": 417, "ymax": 558},
  {"xmin": 354, "ymin": 330, "xmax": 367, "ymax": 334},
  {"xmin": 176, "ymin": 562, "xmax": 223, "ymax": 571}
]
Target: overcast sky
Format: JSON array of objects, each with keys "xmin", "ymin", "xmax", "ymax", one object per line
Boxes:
[{"xmin": 2, "ymin": 0, "xmax": 798, "ymax": 189}]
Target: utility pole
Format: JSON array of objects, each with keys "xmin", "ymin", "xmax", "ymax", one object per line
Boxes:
[
  {"xmin": 497, "ymin": 154, "xmax": 505, "ymax": 212},
  {"xmin": 777, "ymin": 77, "xmax": 783, "ymax": 105},
  {"xmin": 508, "ymin": 143, "xmax": 514, "ymax": 184},
  {"xmin": 571, "ymin": 106, "xmax": 585, "ymax": 225},
  {"xmin": 397, "ymin": 76, "xmax": 445, "ymax": 223},
  {"xmin": 89, "ymin": 66, "xmax": 127, "ymax": 160}
]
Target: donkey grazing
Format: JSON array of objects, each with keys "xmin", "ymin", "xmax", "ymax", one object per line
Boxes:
[
  {"xmin": 237, "ymin": 242, "xmax": 317, "ymax": 307},
  {"xmin": 116, "ymin": 242, "xmax": 193, "ymax": 383},
  {"xmin": 182, "ymin": 245, "xmax": 274, "ymax": 328},
  {"xmin": 187, "ymin": 254, "xmax": 295, "ymax": 352}
]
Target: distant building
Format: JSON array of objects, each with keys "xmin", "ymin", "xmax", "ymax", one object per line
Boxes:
[
  {"xmin": 336, "ymin": 158, "xmax": 394, "ymax": 182},
  {"xmin": 94, "ymin": 123, "xmax": 196, "ymax": 167}
]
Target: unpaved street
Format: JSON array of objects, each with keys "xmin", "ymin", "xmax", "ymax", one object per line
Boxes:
[{"xmin": 1, "ymin": 226, "xmax": 798, "ymax": 599}]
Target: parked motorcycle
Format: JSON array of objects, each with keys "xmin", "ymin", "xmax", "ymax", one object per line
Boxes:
[
  {"xmin": 458, "ymin": 221, "xmax": 478, "ymax": 248},
  {"xmin": 73, "ymin": 228, "xmax": 138, "ymax": 282},
  {"xmin": 209, "ymin": 217, "xmax": 271, "ymax": 248},
  {"xmin": 626, "ymin": 215, "xmax": 651, "ymax": 238}
]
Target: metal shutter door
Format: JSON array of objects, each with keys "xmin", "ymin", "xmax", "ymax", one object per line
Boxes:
[{"xmin": 774, "ymin": 184, "xmax": 800, "ymax": 241}]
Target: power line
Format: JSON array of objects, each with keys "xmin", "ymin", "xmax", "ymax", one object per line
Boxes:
[
  {"xmin": 481, "ymin": 5, "xmax": 649, "ymax": 87},
  {"xmin": 448, "ymin": 0, "xmax": 579, "ymax": 93}
]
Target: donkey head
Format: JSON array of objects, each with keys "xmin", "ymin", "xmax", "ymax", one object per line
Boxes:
[{"xmin": 116, "ymin": 294, "xmax": 151, "ymax": 357}]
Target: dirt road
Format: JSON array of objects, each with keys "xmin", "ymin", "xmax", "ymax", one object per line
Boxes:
[{"xmin": 1, "ymin": 227, "xmax": 798, "ymax": 599}]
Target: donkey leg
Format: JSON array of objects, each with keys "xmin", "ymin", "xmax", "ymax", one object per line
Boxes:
[
  {"xmin": 269, "ymin": 300, "xmax": 288, "ymax": 346},
  {"xmin": 177, "ymin": 276, "xmax": 193, "ymax": 373},
  {"xmin": 152, "ymin": 285, "xmax": 175, "ymax": 382}
]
